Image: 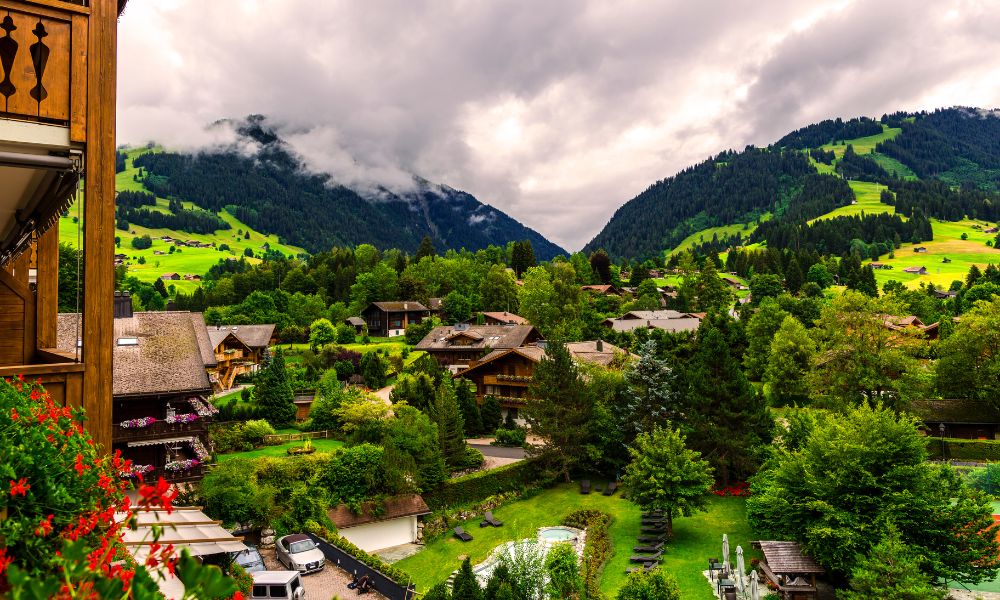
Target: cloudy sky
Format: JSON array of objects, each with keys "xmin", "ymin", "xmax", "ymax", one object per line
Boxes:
[{"xmin": 117, "ymin": 0, "xmax": 1000, "ymax": 251}]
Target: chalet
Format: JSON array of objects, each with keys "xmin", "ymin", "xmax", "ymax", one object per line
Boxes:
[
  {"xmin": 327, "ymin": 494, "xmax": 431, "ymax": 552},
  {"xmin": 603, "ymin": 310, "xmax": 702, "ymax": 334},
  {"xmin": 457, "ymin": 340, "xmax": 630, "ymax": 421},
  {"xmin": 902, "ymin": 266, "xmax": 927, "ymax": 275},
  {"xmin": 207, "ymin": 323, "xmax": 277, "ymax": 391},
  {"xmin": 415, "ymin": 324, "xmax": 541, "ymax": 371},
  {"xmin": 581, "ymin": 284, "xmax": 622, "ymax": 296},
  {"xmin": 153, "ymin": 250, "xmax": 166, "ymax": 256},
  {"xmin": 58, "ymin": 303, "xmax": 218, "ymax": 484},
  {"xmin": 883, "ymin": 314, "xmax": 939, "ymax": 339},
  {"xmin": 161, "ymin": 272, "xmax": 180, "ymax": 280},
  {"xmin": 0, "ymin": 0, "xmax": 122, "ymax": 451},
  {"xmin": 932, "ymin": 289, "xmax": 958, "ymax": 299},
  {"xmin": 722, "ymin": 276, "xmax": 748, "ymax": 291},
  {"xmin": 160, "ymin": 236, "xmax": 174, "ymax": 242},
  {"xmin": 869, "ymin": 262, "xmax": 892, "ymax": 270},
  {"xmin": 293, "ymin": 390, "xmax": 316, "ymax": 421},
  {"xmin": 985, "ymin": 226, "xmax": 999, "ymax": 234},
  {"xmin": 468, "ymin": 311, "xmax": 529, "ymax": 326},
  {"xmin": 186, "ymin": 239, "xmax": 200, "ymax": 246},
  {"xmin": 182, "ymin": 274, "xmax": 202, "ymax": 281},
  {"xmin": 911, "ymin": 399, "xmax": 1000, "ymax": 440},
  {"xmin": 345, "ymin": 316, "xmax": 367, "ymax": 334},
  {"xmin": 427, "ymin": 297, "xmax": 444, "ymax": 318},
  {"xmin": 914, "ymin": 247, "xmax": 928, "ymax": 253},
  {"xmin": 362, "ymin": 301, "xmax": 430, "ymax": 337}
]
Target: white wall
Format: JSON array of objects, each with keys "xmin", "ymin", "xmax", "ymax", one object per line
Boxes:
[{"xmin": 340, "ymin": 516, "xmax": 417, "ymax": 552}]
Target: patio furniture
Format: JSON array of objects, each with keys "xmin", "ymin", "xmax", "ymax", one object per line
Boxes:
[
  {"xmin": 642, "ymin": 509, "xmax": 664, "ymax": 518},
  {"xmin": 717, "ymin": 578, "xmax": 735, "ymax": 598},
  {"xmin": 453, "ymin": 527, "xmax": 473, "ymax": 542},
  {"xmin": 580, "ymin": 479, "xmax": 591, "ymax": 494},
  {"xmin": 479, "ymin": 511, "xmax": 503, "ymax": 528},
  {"xmin": 629, "ymin": 550, "xmax": 663, "ymax": 563},
  {"xmin": 641, "ymin": 525, "xmax": 667, "ymax": 534},
  {"xmin": 638, "ymin": 534, "xmax": 667, "ymax": 543},
  {"xmin": 633, "ymin": 541, "xmax": 664, "ymax": 553},
  {"xmin": 626, "ymin": 563, "xmax": 656, "ymax": 574},
  {"xmin": 603, "ymin": 481, "xmax": 618, "ymax": 496},
  {"xmin": 753, "ymin": 540, "xmax": 825, "ymax": 600}
]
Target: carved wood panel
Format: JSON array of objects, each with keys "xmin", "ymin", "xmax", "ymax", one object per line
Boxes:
[{"xmin": 0, "ymin": 6, "xmax": 72, "ymax": 123}]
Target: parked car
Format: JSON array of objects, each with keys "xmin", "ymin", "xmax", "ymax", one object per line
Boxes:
[
  {"xmin": 232, "ymin": 544, "xmax": 265, "ymax": 573},
  {"xmin": 275, "ymin": 534, "xmax": 325, "ymax": 574},
  {"xmin": 250, "ymin": 571, "xmax": 306, "ymax": 600}
]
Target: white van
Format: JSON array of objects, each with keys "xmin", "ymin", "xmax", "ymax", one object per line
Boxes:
[{"xmin": 250, "ymin": 571, "xmax": 306, "ymax": 600}]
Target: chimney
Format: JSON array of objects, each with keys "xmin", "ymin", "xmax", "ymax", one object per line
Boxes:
[
  {"xmin": 597, "ymin": 340, "xmax": 603, "ymax": 352},
  {"xmin": 404, "ymin": 302, "xmax": 409, "ymax": 310},
  {"xmin": 113, "ymin": 291, "xmax": 133, "ymax": 319}
]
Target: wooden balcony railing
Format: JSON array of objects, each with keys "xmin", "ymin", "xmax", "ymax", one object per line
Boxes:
[
  {"xmin": 484, "ymin": 374, "xmax": 532, "ymax": 386},
  {"xmin": 0, "ymin": 352, "xmax": 84, "ymax": 409},
  {"xmin": 113, "ymin": 419, "xmax": 208, "ymax": 443}
]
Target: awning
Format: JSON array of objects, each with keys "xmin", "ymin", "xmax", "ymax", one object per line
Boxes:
[{"xmin": 127, "ymin": 436, "xmax": 194, "ymax": 448}]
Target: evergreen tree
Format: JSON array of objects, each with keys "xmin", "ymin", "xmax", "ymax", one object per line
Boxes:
[
  {"xmin": 455, "ymin": 380, "xmax": 483, "ymax": 437},
  {"xmin": 764, "ymin": 316, "xmax": 815, "ymax": 406},
  {"xmin": 589, "ymin": 250, "xmax": 613, "ymax": 284},
  {"xmin": 423, "ymin": 583, "xmax": 452, "ymax": 600},
  {"xmin": 785, "ymin": 258, "xmax": 804, "ymax": 295},
  {"xmin": 254, "ymin": 350, "xmax": 296, "ymax": 426},
  {"xmin": 432, "ymin": 378, "xmax": 467, "ymax": 470},
  {"xmin": 685, "ymin": 327, "xmax": 773, "ymax": 485},
  {"xmin": 623, "ymin": 341, "xmax": 683, "ymax": 438},
  {"xmin": 415, "ymin": 235, "xmax": 437, "ymax": 261},
  {"xmin": 451, "ymin": 557, "xmax": 483, "ymax": 600},
  {"xmin": 857, "ymin": 265, "xmax": 879, "ymax": 297},
  {"xmin": 693, "ymin": 259, "xmax": 733, "ymax": 312},
  {"xmin": 511, "ymin": 240, "xmax": 536, "ymax": 277},
  {"xmin": 359, "ymin": 352, "xmax": 387, "ymax": 389},
  {"xmin": 525, "ymin": 341, "xmax": 594, "ymax": 482},
  {"xmin": 483, "ymin": 563, "xmax": 511, "ymax": 600},
  {"xmin": 480, "ymin": 396, "xmax": 503, "ymax": 433},
  {"xmin": 743, "ymin": 298, "xmax": 790, "ymax": 381},
  {"xmin": 153, "ymin": 277, "xmax": 169, "ymax": 298},
  {"xmin": 840, "ymin": 528, "xmax": 947, "ymax": 600}
]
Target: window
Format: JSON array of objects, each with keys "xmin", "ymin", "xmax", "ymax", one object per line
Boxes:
[
  {"xmin": 252, "ymin": 585, "xmax": 267, "ymax": 597},
  {"xmin": 116, "ymin": 337, "xmax": 139, "ymax": 346},
  {"xmin": 269, "ymin": 584, "xmax": 288, "ymax": 598}
]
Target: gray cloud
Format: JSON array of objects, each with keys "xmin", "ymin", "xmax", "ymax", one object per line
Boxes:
[{"xmin": 118, "ymin": 0, "xmax": 1000, "ymax": 251}]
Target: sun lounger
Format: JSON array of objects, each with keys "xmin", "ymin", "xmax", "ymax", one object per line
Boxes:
[
  {"xmin": 633, "ymin": 541, "xmax": 664, "ymax": 553},
  {"xmin": 580, "ymin": 480, "xmax": 591, "ymax": 494},
  {"xmin": 626, "ymin": 563, "xmax": 656, "ymax": 574},
  {"xmin": 641, "ymin": 509, "xmax": 664, "ymax": 517},
  {"xmin": 479, "ymin": 511, "xmax": 503, "ymax": 528},
  {"xmin": 453, "ymin": 527, "xmax": 473, "ymax": 542},
  {"xmin": 637, "ymin": 534, "xmax": 667, "ymax": 543},
  {"xmin": 603, "ymin": 481, "xmax": 618, "ymax": 496},
  {"xmin": 629, "ymin": 551, "xmax": 663, "ymax": 563},
  {"xmin": 641, "ymin": 526, "xmax": 667, "ymax": 534}
]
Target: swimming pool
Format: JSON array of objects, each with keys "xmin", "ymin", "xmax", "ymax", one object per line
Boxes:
[
  {"xmin": 537, "ymin": 526, "xmax": 579, "ymax": 543},
  {"xmin": 468, "ymin": 526, "xmax": 586, "ymax": 588}
]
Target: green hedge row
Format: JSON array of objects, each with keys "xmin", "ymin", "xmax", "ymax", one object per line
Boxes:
[
  {"xmin": 926, "ymin": 437, "xmax": 1000, "ymax": 462},
  {"xmin": 422, "ymin": 459, "xmax": 547, "ymax": 511},
  {"xmin": 563, "ymin": 509, "xmax": 613, "ymax": 600},
  {"xmin": 327, "ymin": 532, "xmax": 413, "ymax": 585}
]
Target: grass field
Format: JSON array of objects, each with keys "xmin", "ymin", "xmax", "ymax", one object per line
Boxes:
[
  {"xmin": 395, "ymin": 484, "xmax": 757, "ymax": 599},
  {"xmin": 59, "ymin": 148, "xmax": 305, "ymax": 294},
  {"xmin": 216, "ymin": 437, "xmax": 345, "ymax": 462},
  {"xmin": 809, "ymin": 180, "xmax": 894, "ymax": 223},
  {"xmin": 669, "ymin": 217, "xmax": 768, "ymax": 256},
  {"xmin": 820, "ymin": 124, "xmax": 901, "ymax": 158}
]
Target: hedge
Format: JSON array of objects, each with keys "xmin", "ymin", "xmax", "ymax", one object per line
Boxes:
[
  {"xmin": 422, "ymin": 459, "xmax": 548, "ymax": 511},
  {"xmin": 327, "ymin": 532, "xmax": 413, "ymax": 585},
  {"xmin": 563, "ymin": 509, "xmax": 613, "ymax": 600},
  {"xmin": 926, "ymin": 437, "xmax": 1000, "ymax": 462}
]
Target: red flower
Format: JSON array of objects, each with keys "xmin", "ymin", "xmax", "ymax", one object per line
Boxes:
[
  {"xmin": 9, "ymin": 478, "xmax": 29, "ymax": 496},
  {"xmin": 74, "ymin": 453, "xmax": 87, "ymax": 476},
  {"xmin": 10, "ymin": 408, "xmax": 18, "ymax": 421},
  {"xmin": 0, "ymin": 548, "xmax": 12, "ymax": 574},
  {"xmin": 35, "ymin": 514, "xmax": 54, "ymax": 537},
  {"xmin": 30, "ymin": 389, "xmax": 40, "ymax": 401},
  {"xmin": 231, "ymin": 592, "xmax": 245, "ymax": 600},
  {"xmin": 138, "ymin": 477, "xmax": 178, "ymax": 514}
]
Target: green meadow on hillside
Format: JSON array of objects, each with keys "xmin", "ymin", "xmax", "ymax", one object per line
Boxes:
[{"xmin": 58, "ymin": 148, "xmax": 305, "ymax": 293}]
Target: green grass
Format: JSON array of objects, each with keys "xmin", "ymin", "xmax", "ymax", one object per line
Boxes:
[
  {"xmin": 59, "ymin": 148, "xmax": 305, "ymax": 294},
  {"xmin": 395, "ymin": 484, "xmax": 757, "ymax": 599},
  {"xmin": 216, "ymin": 438, "xmax": 345, "ymax": 462},
  {"xmin": 809, "ymin": 180, "xmax": 894, "ymax": 223},
  {"xmin": 820, "ymin": 124, "xmax": 902, "ymax": 158},
  {"xmin": 870, "ymin": 152, "xmax": 917, "ymax": 180},
  {"xmin": 212, "ymin": 387, "xmax": 250, "ymax": 408},
  {"xmin": 669, "ymin": 218, "xmax": 768, "ymax": 256}
]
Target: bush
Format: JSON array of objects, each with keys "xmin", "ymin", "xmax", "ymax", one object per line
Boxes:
[
  {"xmin": 242, "ymin": 419, "xmax": 278, "ymax": 446},
  {"xmin": 457, "ymin": 446, "xmax": 485, "ymax": 470},
  {"xmin": 492, "ymin": 427, "xmax": 526, "ymax": 447},
  {"xmin": 563, "ymin": 510, "xmax": 613, "ymax": 600},
  {"xmin": 211, "ymin": 419, "xmax": 276, "ymax": 453},
  {"xmin": 227, "ymin": 562, "xmax": 253, "ymax": 597},
  {"xmin": 334, "ymin": 360, "xmax": 355, "ymax": 380},
  {"xmin": 130, "ymin": 234, "xmax": 152, "ymax": 249},
  {"xmin": 423, "ymin": 459, "xmax": 548, "ymax": 511},
  {"xmin": 325, "ymin": 532, "xmax": 413, "ymax": 586},
  {"xmin": 200, "ymin": 458, "xmax": 276, "ymax": 528},
  {"xmin": 927, "ymin": 437, "xmax": 1000, "ymax": 462}
]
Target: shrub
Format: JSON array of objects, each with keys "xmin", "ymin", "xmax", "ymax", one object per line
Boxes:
[
  {"xmin": 563, "ymin": 509, "xmax": 613, "ymax": 599},
  {"xmin": 481, "ymin": 395, "xmax": 503, "ymax": 432},
  {"xmin": 927, "ymin": 437, "xmax": 1000, "ymax": 462},
  {"xmin": 457, "ymin": 446, "xmax": 485, "ymax": 470},
  {"xmin": 200, "ymin": 458, "xmax": 276, "ymax": 528},
  {"xmin": 325, "ymin": 532, "xmax": 413, "ymax": 586},
  {"xmin": 492, "ymin": 427, "xmax": 526, "ymax": 447},
  {"xmin": 334, "ymin": 360, "xmax": 355, "ymax": 380},
  {"xmin": 423, "ymin": 459, "xmax": 548, "ymax": 511},
  {"xmin": 242, "ymin": 419, "xmax": 278, "ymax": 446}
]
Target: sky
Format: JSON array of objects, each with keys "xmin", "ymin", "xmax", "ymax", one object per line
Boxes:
[{"xmin": 117, "ymin": 0, "xmax": 1000, "ymax": 252}]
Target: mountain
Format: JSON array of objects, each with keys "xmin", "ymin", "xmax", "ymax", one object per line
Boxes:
[
  {"xmin": 127, "ymin": 116, "xmax": 565, "ymax": 259},
  {"xmin": 585, "ymin": 107, "xmax": 1000, "ymax": 259}
]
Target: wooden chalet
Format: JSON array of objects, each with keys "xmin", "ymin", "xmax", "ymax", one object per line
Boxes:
[
  {"xmin": 903, "ymin": 266, "xmax": 927, "ymax": 275},
  {"xmin": 456, "ymin": 340, "xmax": 629, "ymax": 420},
  {"xmin": 468, "ymin": 311, "xmax": 528, "ymax": 326},
  {"xmin": 160, "ymin": 272, "xmax": 180, "ymax": 280},
  {"xmin": 752, "ymin": 541, "xmax": 824, "ymax": 600},
  {"xmin": 914, "ymin": 247, "xmax": 928, "ymax": 253},
  {"xmin": 869, "ymin": 262, "xmax": 892, "ymax": 270},
  {"xmin": 58, "ymin": 306, "xmax": 218, "ymax": 483},
  {"xmin": 345, "ymin": 316, "xmax": 367, "ymax": 334},
  {"xmin": 362, "ymin": 301, "xmax": 430, "ymax": 338},
  {"xmin": 415, "ymin": 323, "xmax": 541, "ymax": 371},
  {"xmin": 580, "ymin": 284, "xmax": 621, "ymax": 296},
  {"xmin": 722, "ymin": 276, "xmax": 748, "ymax": 291},
  {"xmin": 883, "ymin": 314, "xmax": 939, "ymax": 340},
  {"xmin": 206, "ymin": 323, "xmax": 276, "ymax": 392},
  {"xmin": 911, "ymin": 399, "xmax": 1000, "ymax": 440},
  {"xmin": 0, "ymin": 0, "xmax": 123, "ymax": 450},
  {"xmin": 603, "ymin": 310, "xmax": 702, "ymax": 334}
]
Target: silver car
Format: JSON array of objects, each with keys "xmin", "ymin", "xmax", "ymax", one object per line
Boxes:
[{"xmin": 275, "ymin": 534, "xmax": 325, "ymax": 574}]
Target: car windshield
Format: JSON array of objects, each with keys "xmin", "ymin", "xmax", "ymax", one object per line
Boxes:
[
  {"xmin": 288, "ymin": 540, "xmax": 316, "ymax": 554},
  {"xmin": 235, "ymin": 550, "xmax": 262, "ymax": 568}
]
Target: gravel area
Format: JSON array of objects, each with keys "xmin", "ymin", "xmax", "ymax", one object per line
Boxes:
[{"xmin": 260, "ymin": 547, "xmax": 388, "ymax": 600}]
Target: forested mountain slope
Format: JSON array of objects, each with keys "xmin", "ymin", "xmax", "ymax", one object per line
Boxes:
[
  {"xmin": 128, "ymin": 117, "xmax": 565, "ymax": 259},
  {"xmin": 586, "ymin": 108, "xmax": 1000, "ymax": 259}
]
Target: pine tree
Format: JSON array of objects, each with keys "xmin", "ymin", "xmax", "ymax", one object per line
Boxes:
[
  {"xmin": 483, "ymin": 563, "xmax": 512, "ymax": 600},
  {"xmin": 857, "ymin": 265, "xmax": 879, "ymax": 297},
  {"xmin": 525, "ymin": 341, "xmax": 594, "ymax": 482},
  {"xmin": 693, "ymin": 259, "xmax": 733, "ymax": 312},
  {"xmin": 359, "ymin": 352, "xmax": 387, "ymax": 389},
  {"xmin": 764, "ymin": 316, "xmax": 815, "ymax": 406},
  {"xmin": 840, "ymin": 528, "xmax": 947, "ymax": 600},
  {"xmin": 511, "ymin": 240, "xmax": 536, "ymax": 277},
  {"xmin": 455, "ymin": 379, "xmax": 483, "ymax": 437},
  {"xmin": 589, "ymin": 250, "xmax": 612, "ymax": 283},
  {"xmin": 685, "ymin": 326, "xmax": 773, "ymax": 485},
  {"xmin": 253, "ymin": 349, "xmax": 296, "ymax": 426},
  {"xmin": 153, "ymin": 277, "xmax": 169, "ymax": 298},
  {"xmin": 415, "ymin": 235, "xmax": 437, "ymax": 261},
  {"xmin": 623, "ymin": 340, "xmax": 683, "ymax": 438},
  {"xmin": 451, "ymin": 557, "xmax": 483, "ymax": 600},
  {"xmin": 432, "ymin": 378, "xmax": 466, "ymax": 470},
  {"xmin": 480, "ymin": 396, "xmax": 503, "ymax": 433},
  {"xmin": 785, "ymin": 258, "xmax": 804, "ymax": 295},
  {"xmin": 423, "ymin": 582, "xmax": 452, "ymax": 600}
]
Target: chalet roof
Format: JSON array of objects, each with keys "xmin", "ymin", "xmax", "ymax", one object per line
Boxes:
[
  {"xmin": 903, "ymin": 266, "xmax": 926, "ymax": 273},
  {"xmin": 207, "ymin": 329, "xmax": 253, "ymax": 353},
  {"xmin": 480, "ymin": 312, "xmax": 528, "ymax": 325},
  {"xmin": 581, "ymin": 284, "xmax": 620, "ymax": 294},
  {"xmin": 327, "ymin": 494, "xmax": 430, "ymax": 529},
  {"xmin": 756, "ymin": 541, "xmax": 825, "ymax": 575},
  {"xmin": 207, "ymin": 324, "xmax": 276, "ymax": 350},
  {"xmin": 346, "ymin": 317, "xmax": 366, "ymax": 327},
  {"xmin": 620, "ymin": 310, "xmax": 690, "ymax": 320},
  {"xmin": 427, "ymin": 298, "xmax": 443, "ymax": 310},
  {"xmin": 909, "ymin": 399, "xmax": 1000, "ymax": 425},
  {"xmin": 460, "ymin": 341, "xmax": 629, "ymax": 375},
  {"xmin": 189, "ymin": 313, "xmax": 217, "ymax": 368},
  {"xmin": 415, "ymin": 325, "xmax": 539, "ymax": 352},
  {"xmin": 369, "ymin": 301, "xmax": 429, "ymax": 313},
  {"xmin": 605, "ymin": 317, "xmax": 701, "ymax": 333},
  {"xmin": 57, "ymin": 312, "xmax": 212, "ymax": 397}
]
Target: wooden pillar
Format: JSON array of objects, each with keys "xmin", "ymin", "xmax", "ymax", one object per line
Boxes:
[
  {"xmin": 36, "ymin": 226, "xmax": 59, "ymax": 349},
  {"xmin": 82, "ymin": 0, "xmax": 117, "ymax": 452}
]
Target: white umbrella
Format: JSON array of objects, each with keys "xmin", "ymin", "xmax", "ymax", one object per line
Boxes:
[
  {"xmin": 735, "ymin": 546, "xmax": 746, "ymax": 592},
  {"xmin": 750, "ymin": 570, "xmax": 760, "ymax": 600},
  {"xmin": 722, "ymin": 534, "xmax": 730, "ymax": 576}
]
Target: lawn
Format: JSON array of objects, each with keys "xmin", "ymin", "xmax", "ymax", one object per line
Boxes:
[
  {"xmin": 215, "ymin": 437, "xmax": 345, "ymax": 462},
  {"xmin": 395, "ymin": 483, "xmax": 757, "ymax": 599},
  {"xmin": 809, "ymin": 180, "xmax": 894, "ymax": 223},
  {"xmin": 669, "ymin": 217, "xmax": 769, "ymax": 256},
  {"xmin": 59, "ymin": 148, "xmax": 305, "ymax": 294}
]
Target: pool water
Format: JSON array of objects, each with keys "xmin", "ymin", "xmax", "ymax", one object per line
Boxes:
[{"xmin": 538, "ymin": 527, "xmax": 577, "ymax": 542}]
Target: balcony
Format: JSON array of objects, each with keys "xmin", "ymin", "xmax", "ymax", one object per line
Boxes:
[
  {"xmin": 113, "ymin": 419, "xmax": 208, "ymax": 444},
  {"xmin": 0, "ymin": 349, "xmax": 84, "ymax": 409},
  {"xmin": 483, "ymin": 374, "xmax": 532, "ymax": 387}
]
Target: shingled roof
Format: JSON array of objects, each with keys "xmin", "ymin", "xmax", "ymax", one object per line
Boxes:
[
  {"xmin": 189, "ymin": 313, "xmax": 217, "ymax": 368},
  {"xmin": 206, "ymin": 323, "xmax": 276, "ymax": 350},
  {"xmin": 327, "ymin": 494, "xmax": 430, "ymax": 529},
  {"xmin": 415, "ymin": 324, "xmax": 539, "ymax": 352},
  {"xmin": 910, "ymin": 399, "xmax": 1000, "ymax": 424},
  {"xmin": 461, "ymin": 341, "xmax": 629, "ymax": 374},
  {"xmin": 755, "ymin": 541, "xmax": 825, "ymax": 575},
  {"xmin": 370, "ymin": 301, "xmax": 429, "ymax": 312},
  {"xmin": 58, "ymin": 312, "xmax": 212, "ymax": 398}
]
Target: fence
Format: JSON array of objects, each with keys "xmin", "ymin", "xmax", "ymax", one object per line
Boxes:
[
  {"xmin": 305, "ymin": 533, "xmax": 416, "ymax": 600},
  {"xmin": 262, "ymin": 430, "xmax": 332, "ymax": 444}
]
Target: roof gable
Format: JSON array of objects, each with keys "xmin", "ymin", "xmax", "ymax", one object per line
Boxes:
[{"xmin": 327, "ymin": 494, "xmax": 430, "ymax": 529}]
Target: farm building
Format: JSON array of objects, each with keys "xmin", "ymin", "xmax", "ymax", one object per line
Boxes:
[{"xmin": 902, "ymin": 266, "xmax": 927, "ymax": 275}]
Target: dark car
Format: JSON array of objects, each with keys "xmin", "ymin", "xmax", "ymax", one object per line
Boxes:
[{"xmin": 232, "ymin": 545, "xmax": 265, "ymax": 574}]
